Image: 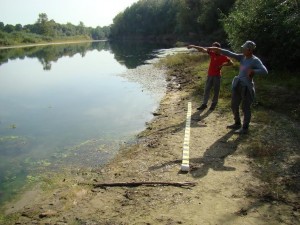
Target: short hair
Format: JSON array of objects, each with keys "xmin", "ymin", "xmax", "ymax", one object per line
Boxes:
[{"xmin": 212, "ymin": 42, "xmax": 221, "ymax": 47}]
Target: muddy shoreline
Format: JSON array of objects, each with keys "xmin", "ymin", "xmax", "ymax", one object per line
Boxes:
[{"xmin": 2, "ymin": 55, "xmax": 299, "ymax": 225}]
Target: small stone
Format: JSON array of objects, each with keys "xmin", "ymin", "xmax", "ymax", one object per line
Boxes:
[{"xmin": 39, "ymin": 209, "xmax": 57, "ymax": 218}]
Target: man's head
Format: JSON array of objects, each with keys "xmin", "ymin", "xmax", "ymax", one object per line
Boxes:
[
  {"xmin": 241, "ymin": 40, "xmax": 256, "ymax": 57},
  {"xmin": 211, "ymin": 42, "xmax": 221, "ymax": 54},
  {"xmin": 212, "ymin": 42, "xmax": 221, "ymax": 48},
  {"xmin": 241, "ymin": 40, "xmax": 256, "ymax": 50}
]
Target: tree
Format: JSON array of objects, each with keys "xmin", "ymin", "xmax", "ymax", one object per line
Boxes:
[
  {"xmin": 15, "ymin": 24, "xmax": 23, "ymax": 31},
  {"xmin": 176, "ymin": 0, "xmax": 203, "ymax": 36},
  {"xmin": 197, "ymin": 0, "xmax": 235, "ymax": 33},
  {"xmin": 110, "ymin": 0, "xmax": 180, "ymax": 39},
  {"xmin": 37, "ymin": 13, "xmax": 48, "ymax": 24},
  {"xmin": 222, "ymin": 0, "xmax": 300, "ymax": 70},
  {"xmin": 109, "ymin": 0, "xmax": 235, "ymax": 42},
  {"xmin": 35, "ymin": 13, "xmax": 54, "ymax": 36},
  {"xmin": 91, "ymin": 26, "xmax": 109, "ymax": 40},
  {"xmin": 4, "ymin": 24, "xmax": 14, "ymax": 33},
  {"xmin": 0, "ymin": 22, "xmax": 4, "ymax": 31},
  {"xmin": 78, "ymin": 21, "xmax": 86, "ymax": 35}
]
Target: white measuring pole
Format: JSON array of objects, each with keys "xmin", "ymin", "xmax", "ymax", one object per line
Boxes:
[{"xmin": 181, "ymin": 102, "xmax": 192, "ymax": 172}]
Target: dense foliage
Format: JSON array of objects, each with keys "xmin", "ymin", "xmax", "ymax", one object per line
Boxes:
[
  {"xmin": 222, "ymin": 0, "xmax": 300, "ymax": 70},
  {"xmin": 110, "ymin": 0, "xmax": 235, "ymax": 42},
  {"xmin": 0, "ymin": 13, "xmax": 110, "ymax": 46},
  {"xmin": 110, "ymin": 0, "xmax": 299, "ymax": 70}
]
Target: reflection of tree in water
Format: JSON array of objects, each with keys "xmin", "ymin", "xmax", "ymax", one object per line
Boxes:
[
  {"xmin": 0, "ymin": 41, "xmax": 110, "ymax": 70},
  {"xmin": 109, "ymin": 40, "xmax": 173, "ymax": 69},
  {"xmin": 39, "ymin": 58, "xmax": 52, "ymax": 70},
  {"xmin": 0, "ymin": 40, "xmax": 173, "ymax": 71}
]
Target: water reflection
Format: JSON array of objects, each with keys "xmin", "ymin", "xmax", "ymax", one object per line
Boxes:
[
  {"xmin": 0, "ymin": 41, "xmax": 111, "ymax": 70},
  {"xmin": 0, "ymin": 40, "xmax": 173, "ymax": 70},
  {"xmin": 109, "ymin": 40, "xmax": 173, "ymax": 68},
  {"xmin": 0, "ymin": 40, "xmax": 171, "ymax": 205}
]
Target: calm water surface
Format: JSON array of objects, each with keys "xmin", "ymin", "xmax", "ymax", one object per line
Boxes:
[{"xmin": 0, "ymin": 41, "xmax": 173, "ymax": 204}]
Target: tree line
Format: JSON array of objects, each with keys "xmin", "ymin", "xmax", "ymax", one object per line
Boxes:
[
  {"xmin": 110, "ymin": 0, "xmax": 300, "ymax": 70},
  {"xmin": 0, "ymin": 13, "xmax": 110, "ymax": 46},
  {"xmin": 110, "ymin": 0, "xmax": 235, "ymax": 42},
  {"xmin": 222, "ymin": 0, "xmax": 300, "ymax": 70}
]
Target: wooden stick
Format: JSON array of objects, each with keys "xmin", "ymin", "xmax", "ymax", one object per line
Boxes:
[{"xmin": 93, "ymin": 181, "xmax": 196, "ymax": 188}]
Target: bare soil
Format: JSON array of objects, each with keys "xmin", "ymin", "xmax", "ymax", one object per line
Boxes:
[{"xmin": 2, "ymin": 64, "xmax": 300, "ymax": 225}]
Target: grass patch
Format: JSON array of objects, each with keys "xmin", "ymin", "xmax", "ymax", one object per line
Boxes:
[
  {"xmin": 243, "ymin": 111, "xmax": 300, "ymax": 203},
  {"xmin": 0, "ymin": 213, "xmax": 19, "ymax": 225},
  {"xmin": 252, "ymin": 109, "xmax": 273, "ymax": 124},
  {"xmin": 255, "ymin": 70, "xmax": 300, "ymax": 121},
  {"xmin": 157, "ymin": 52, "xmax": 208, "ymax": 68},
  {"xmin": 246, "ymin": 140, "xmax": 281, "ymax": 158}
]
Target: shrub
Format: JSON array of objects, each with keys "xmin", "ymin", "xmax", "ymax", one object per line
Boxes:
[{"xmin": 222, "ymin": 0, "xmax": 300, "ymax": 71}]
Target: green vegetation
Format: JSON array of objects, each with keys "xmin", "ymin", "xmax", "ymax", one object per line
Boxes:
[
  {"xmin": 222, "ymin": 0, "xmax": 300, "ymax": 70},
  {"xmin": 0, "ymin": 13, "xmax": 110, "ymax": 47},
  {"xmin": 157, "ymin": 53, "xmax": 208, "ymax": 68},
  {"xmin": 110, "ymin": 0, "xmax": 235, "ymax": 42},
  {"xmin": 109, "ymin": 0, "xmax": 300, "ymax": 71}
]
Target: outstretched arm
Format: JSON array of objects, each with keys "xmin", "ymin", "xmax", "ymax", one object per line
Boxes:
[
  {"xmin": 206, "ymin": 47, "xmax": 221, "ymax": 54},
  {"xmin": 187, "ymin": 45, "xmax": 207, "ymax": 53},
  {"xmin": 208, "ymin": 47, "xmax": 243, "ymax": 61}
]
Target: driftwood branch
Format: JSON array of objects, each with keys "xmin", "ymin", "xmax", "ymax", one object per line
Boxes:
[{"xmin": 93, "ymin": 181, "xmax": 196, "ymax": 188}]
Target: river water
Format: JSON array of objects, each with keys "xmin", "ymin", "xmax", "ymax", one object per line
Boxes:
[{"xmin": 0, "ymin": 41, "xmax": 182, "ymax": 205}]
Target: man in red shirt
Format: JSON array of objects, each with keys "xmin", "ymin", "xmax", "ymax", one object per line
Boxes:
[{"xmin": 188, "ymin": 42, "xmax": 233, "ymax": 110}]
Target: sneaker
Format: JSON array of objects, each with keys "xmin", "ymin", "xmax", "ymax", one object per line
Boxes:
[
  {"xmin": 197, "ymin": 104, "xmax": 207, "ymax": 110},
  {"xmin": 234, "ymin": 127, "xmax": 248, "ymax": 134},
  {"xmin": 226, "ymin": 123, "xmax": 241, "ymax": 129}
]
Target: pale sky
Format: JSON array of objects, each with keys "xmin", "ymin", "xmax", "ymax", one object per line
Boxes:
[{"xmin": 0, "ymin": 0, "xmax": 140, "ymax": 27}]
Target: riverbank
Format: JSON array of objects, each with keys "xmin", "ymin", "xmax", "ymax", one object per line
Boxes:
[
  {"xmin": 1, "ymin": 52, "xmax": 299, "ymax": 225},
  {"xmin": 0, "ymin": 39, "xmax": 104, "ymax": 50}
]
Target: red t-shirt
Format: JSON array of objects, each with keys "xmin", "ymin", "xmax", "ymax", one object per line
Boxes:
[{"xmin": 207, "ymin": 49, "xmax": 230, "ymax": 76}]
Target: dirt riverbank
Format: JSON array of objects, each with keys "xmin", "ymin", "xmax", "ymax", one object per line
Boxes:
[{"xmin": 2, "ymin": 55, "xmax": 299, "ymax": 225}]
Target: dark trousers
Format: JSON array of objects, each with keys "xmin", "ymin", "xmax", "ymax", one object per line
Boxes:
[
  {"xmin": 203, "ymin": 76, "xmax": 221, "ymax": 105},
  {"xmin": 231, "ymin": 84, "xmax": 253, "ymax": 129}
]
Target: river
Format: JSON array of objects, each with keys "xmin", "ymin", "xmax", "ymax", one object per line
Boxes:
[{"xmin": 0, "ymin": 40, "xmax": 184, "ymax": 205}]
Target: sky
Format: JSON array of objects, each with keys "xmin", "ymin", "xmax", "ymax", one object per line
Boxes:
[{"xmin": 0, "ymin": 0, "xmax": 140, "ymax": 27}]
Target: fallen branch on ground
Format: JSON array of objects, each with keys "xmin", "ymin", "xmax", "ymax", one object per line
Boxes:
[{"xmin": 93, "ymin": 181, "xmax": 197, "ymax": 188}]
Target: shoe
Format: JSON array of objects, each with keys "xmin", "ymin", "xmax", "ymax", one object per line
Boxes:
[
  {"xmin": 197, "ymin": 104, "xmax": 207, "ymax": 110},
  {"xmin": 234, "ymin": 127, "xmax": 248, "ymax": 134},
  {"xmin": 227, "ymin": 123, "xmax": 241, "ymax": 129}
]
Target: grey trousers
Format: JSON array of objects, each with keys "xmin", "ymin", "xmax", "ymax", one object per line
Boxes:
[
  {"xmin": 203, "ymin": 76, "xmax": 221, "ymax": 105},
  {"xmin": 231, "ymin": 83, "xmax": 253, "ymax": 129}
]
